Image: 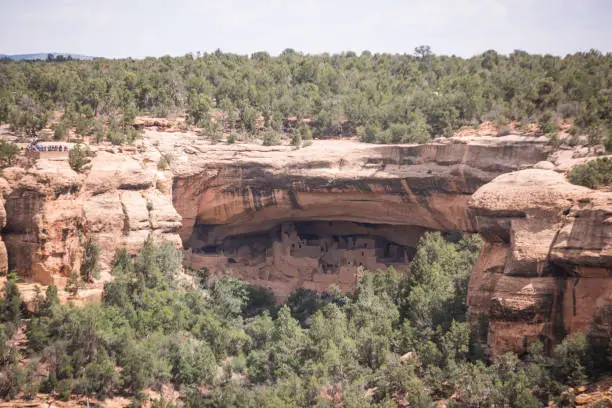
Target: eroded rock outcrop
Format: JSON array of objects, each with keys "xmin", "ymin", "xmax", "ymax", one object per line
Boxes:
[
  {"xmin": 0, "ymin": 149, "xmax": 182, "ymax": 300},
  {"xmin": 468, "ymin": 169, "xmax": 612, "ymax": 358}
]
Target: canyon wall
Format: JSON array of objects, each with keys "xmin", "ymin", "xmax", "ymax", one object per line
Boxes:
[
  {"xmin": 0, "ymin": 147, "xmax": 181, "ymax": 301},
  {"xmin": 167, "ymin": 135, "xmax": 550, "ymax": 297},
  {"xmin": 0, "ymin": 131, "xmax": 609, "ymax": 358},
  {"xmin": 468, "ymin": 169, "xmax": 611, "ymax": 358}
]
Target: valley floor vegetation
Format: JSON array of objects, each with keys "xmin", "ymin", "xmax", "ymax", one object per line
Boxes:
[
  {"xmin": 0, "ymin": 232, "xmax": 609, "ymax": 407},
  {"xmin": 0, "ymin": 48, "xmax": 611, "ymax": 148}
]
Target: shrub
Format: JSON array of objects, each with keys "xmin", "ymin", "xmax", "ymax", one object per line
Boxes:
[
  {"xmin": 227, "ymin": 134, "xmax": 237, "ymax": 144},
  {"xmin": 377, "ymin": 129, "xmax": 392, "ymax": 144},
  {"xmin": 80, "ymin": 358, "xmax": 119, "ymax": 399},
  {"xmin": 53, "ymin": 123, "xmax": 68, "ymax": 140},
  {"xmin": 0, "ymin": 141, "xmax": 20, "ymax": 166},
  {"xmin": 556, "ymin": 101, "xmax": 580, "ymax": 118},
  {"xmin": 125, "ymin": 127, "xmax": 141, "ymax": 144},
  {"xmin": 75, "ymin": 117, "xmax": 92, "ymax": 137},
  {"xmin": 360, "ymin": 124, "xmax": 380, "ymax": 143},
  {"xmin": 66, "ymin": 272, "xmax": 80, "ymax": 296},
  {"xmin": 299, "ymin": 126, "xmax": 313, "ymax": 141},
  {"xmin": 541, "ymin": 119, "xmax": 559, "ymax": 135},
  {"xmin": 388, "ymin": 123, "xmax": 409, "ymax": 143},
  {"xmin": 493, "ymin": 115, "xmax": 508, "ymax": 128},
  {"xmin": 286, "ymin": 288, "xmax": 322, "ymax": 324},
  {"xmin": 244, "ymin": 285, "xmax": 276, "ymax": 317},
  {"xmin": 207, "ymin": 130, "xmax": 222, "ymax": 143},
  {"xmin": 582, "ymin": 124, "xmax": 611, "ymax": 147},
  {"xmin": 262, "ymin": 131, "xmax": 281, "ymax": 146},
  {"xmin": 172, "ymin": 338, "xmax": 216, "ymax": 386},
  {"xmin": 0, "ymin": 362, "xmax": 24, "ymax": 400},
  {"xmin": 290, "ymin": 132, "xmax": 302, "ymax": 148},
  {"xmin": 108, "ymin": 130, "xmax": 124, "ymax": 145},
  {"xmin": 568, "ymin": 157, "xmax": 612, "ymax": 189},
  {"xmin": 568, "ymin": 134, "xmax": 582, "ymax": 147},
  {"xmin": 406, "ymin": 110, "xmax": 431, "ymax": 143},
  {"xmin": 56, "ymin": 379, "xmax": 72, "ymax": 401},
  {"xmin": 7, "ymin": 97, "xmax": 48, "ymax": 137},
  {"xmin": 547, "ymin": 133, "xmax": 562, "ymax": 148},
  {"xmin": 1, "ymin": 271, "xmax": 23, "ymax": 326},
  {"xmin": 68, "ymin": 143, "xmax": 89, "ymax": 172},
  {"xmin": 553, "ymin": 333, "xmax": 592, "ymax": 386}
]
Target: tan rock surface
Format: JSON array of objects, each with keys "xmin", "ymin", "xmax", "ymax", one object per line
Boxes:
[
  {"xmin": 468, "ymin": 168, "xmax": 612, "ymax": 358},
  {"xmin": 169, "ymin": 136, "xmax": 550, "ymax": 245},
  {"xmin": 0, "ymin": 144, "xmax": 182, "ymax": 289},
  {"xmin": 84, "ymin": 151, "xmax": 154, "ymax": 194}
]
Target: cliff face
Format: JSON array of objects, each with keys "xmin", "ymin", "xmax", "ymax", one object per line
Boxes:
[
  {"xmin": 0, "ymin": 132, "xmax": 609, "ymax": 357},
  {"xmin": 171, "ymin": 137, "xmax": 549, "ymax": 241},
  {"xmin": 165, "ymin": 135, "xmax": 550, "ymax": 298},
  {"xmin": 468, "ymin": 169, "xmax": 611, "ymax": 358},
  {"xmin": 0, "ymin": 148, "xmax": 181, "ymax": 301}
]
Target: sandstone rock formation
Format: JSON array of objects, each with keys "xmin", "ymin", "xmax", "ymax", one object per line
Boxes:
[
  {"xmin": 468, "ymin": 169, "xmax": 611, "ymax": 358},
  {"xmin": 0, "ymin": 130, "xmax": 608, "ymax": 359},
  {"xmin": 162, "ymin": 134, "xmax": 550, "ymax": 298},
  {"xmin": 0, "ymin": 147, "xmax": 182, "ymax": 302}
]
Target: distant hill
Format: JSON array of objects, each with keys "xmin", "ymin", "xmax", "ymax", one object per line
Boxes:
[{"xmin": 0, "ymin": 53, "xmax": 96, "ymax": 61}]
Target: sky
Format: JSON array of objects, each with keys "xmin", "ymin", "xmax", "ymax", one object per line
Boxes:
[{"xmin": 1, "ymin": 0, "xmax": 611, "ymax": 58}]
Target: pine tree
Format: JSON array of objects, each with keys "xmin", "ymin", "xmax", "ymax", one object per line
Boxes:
[
  {"xmin": 1, "ymin": 271, "xmax": 22, "ymax": 326},
  {"xmin": 80, "ymin": 238, "xmax": 101, "ymax": 282}
]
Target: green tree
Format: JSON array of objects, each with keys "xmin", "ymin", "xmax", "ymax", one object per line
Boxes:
[
  {"xmin": 240, "ymin": 103, "xmax": 259, "ymax": 133},
  {"xmin": 80, "ymin": 356, "xmax": 120, "ymax": 398},
  {"xmin": 80, "ymin": 238, "xmax": 101, "ymax": 282},
  {"xmin": 170, "ymin": 336, "xmax": 216, "ymax": 386},
  {"xmin": 290, "ymin": 131, "xmax": 302, "ymax": 148},
  {"xmin": 553, "ymin": 333, "xmax": 592, "ymax": 386},
  {"xmin": 0, "ymin": 141, "xmax": 20, "ymax": 166},
  {"xmin": 8, "ymin": 94, "xmax": 48, "ymax": 137},
  {"xmin": 1, "ymin": 271, "xmax": 23, "ymax": 327},
  {"xmin": 111, "ymin": 248, "xmax": 133, "ymax": 275},
  {"xmin": 68, "ymin": 143, "xmax": 90, "ymax": 172},
  {"xmin": 403, "ymin": 232, "xmax": 481, "ymax": 333},
  {"xmin": 406, "ymin": 110, "xmax": 431, "ymax": 143},
  {"xmin": 187, "ymin": 93, "xmax": 211, "ymax": 126}
]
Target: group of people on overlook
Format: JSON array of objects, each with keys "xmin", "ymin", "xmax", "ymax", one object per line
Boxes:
[
  {"xmin": 26, "ymin": 135, "xmax": 69, "ymax": 152},
  {"xmin": 26, "ymin": 144, "xmax": 69, "ymax": 152}
]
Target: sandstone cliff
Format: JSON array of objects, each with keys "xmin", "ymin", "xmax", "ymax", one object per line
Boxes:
[
  {"xmin": 0, "ymin": 147, "xmax": 181, "ymax": 302},
  {"xmin": 0, "ymin": 131, "xmax": 609, "ymax": 358},
  {"xmin": 468, "ymin": 169, "xmax": 611, "ymax": 358},
  {"xmin": 160, "ymin": 133, "xmax": 550, "ymax": 298}
]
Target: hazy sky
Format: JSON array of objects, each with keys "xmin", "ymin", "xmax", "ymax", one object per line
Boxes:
[{"xmin": 1, "ymin": 0, "xmax": 611, "ymax": 58}]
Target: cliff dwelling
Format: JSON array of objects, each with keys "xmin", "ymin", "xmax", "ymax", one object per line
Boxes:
[{"xmin": 183, "ymin": 220, "xmax": 427, "ymax": 298}]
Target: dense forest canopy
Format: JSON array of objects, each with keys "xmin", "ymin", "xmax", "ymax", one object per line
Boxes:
[
  {"xmin": 0, "ymin": 233, "xmax": 609, "ymax": 406},
  {"xmin": 0, "ymin": 48, "xmax": 611, "ymax": 146}
]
